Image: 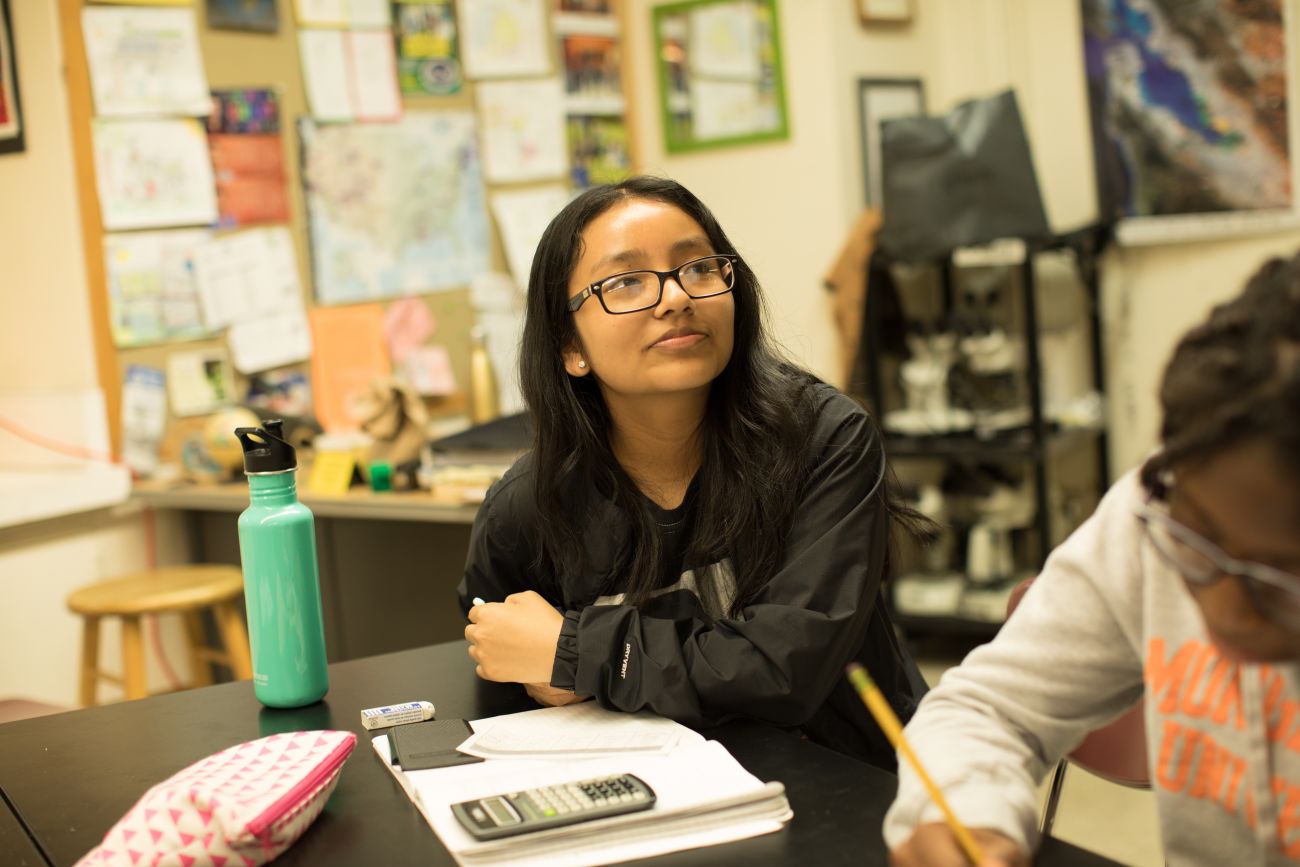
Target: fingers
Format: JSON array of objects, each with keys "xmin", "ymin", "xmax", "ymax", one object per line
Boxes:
[
  {"xmin": 908, "ymin": 823, "xmax": 970, "ymax": 867},
  {"xmin": 464, "ymin": 623, "xmax": 477, "ymax": 642},
  {"xmin": 467, "ymin": 604, "xmax": 482, "ymax": 623},
  {"xmin": 504, "ymin": 590, "xmax": 540, "ymax": 605},
  {"xmin": 466, "ymin": 643, "xmax": 481, "ymax": 663},
  {"xmin": 892, "ymin": 825, "xmax": 1027, "ymax": 867}
]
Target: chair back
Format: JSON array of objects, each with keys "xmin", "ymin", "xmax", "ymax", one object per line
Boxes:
[{"xmin": 1006, "ymin": 576, "xmax": 1150, "ymax": 788}]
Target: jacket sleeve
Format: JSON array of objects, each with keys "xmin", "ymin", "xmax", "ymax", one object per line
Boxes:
[
  {"xmin": 881, "ymin": 472, "xmax": 1150, "ymax": 854},
  {"xmin": 457, "ymin": 477, "xmax": 536, "ymax": 617},
  {"xmin": 551, "ymin": 397, "xmax": 893, "ymax": 728}
]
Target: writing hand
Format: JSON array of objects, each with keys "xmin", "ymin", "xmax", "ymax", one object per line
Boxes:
[
  {"xmin": 890, "ymin": 823, "xmax": 1028, "ymax": 867},
  {"xmin": 465, "ymin": 590, "xmax": 565, "ymax": 684}
]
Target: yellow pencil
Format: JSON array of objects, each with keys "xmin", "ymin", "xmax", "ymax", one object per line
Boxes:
[{"xmin": 846, "ymin": 662, "xmax": 986, "ymax": 866}]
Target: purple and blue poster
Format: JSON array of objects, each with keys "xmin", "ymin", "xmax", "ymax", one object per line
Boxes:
[{"xmin": 1082, "ymin": 0, "xmax": 1292, "ymax": 236}]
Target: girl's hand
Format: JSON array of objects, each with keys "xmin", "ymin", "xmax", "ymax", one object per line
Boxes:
[
  {"xmin": 890, "ymin": 823, "xmax": 1028, "ymax": 867},
  {"xmin": 525, "ymin": 682, "xmax": 589, "ymax": 707},
  {"xmin": 465, "ymin": 591, "xmax": 565, "ymax": 683}
]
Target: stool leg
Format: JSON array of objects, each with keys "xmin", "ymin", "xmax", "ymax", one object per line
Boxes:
[
  {"xmin": 182, "ymin": 611, "xmax": 214, "ymax": 688},
  {"xmin": 214, "ymin": 602, "xmax": 254, "ymax": 681},
  {"xmin": 120, "ymin": 615, "xmax": 148, "ymax": 700},
  {"xmin": 79, "ymin": 616, "xmax": 101, "ymax": 708}
]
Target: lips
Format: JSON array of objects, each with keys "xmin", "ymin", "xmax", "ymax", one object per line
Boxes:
[{"xmin": 650, "ymin": 326, "xmax": 706, "ymax": 349}]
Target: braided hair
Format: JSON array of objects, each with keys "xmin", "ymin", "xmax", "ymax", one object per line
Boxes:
[{"xmin": 1141, "ymin": 254, "xmax": 1300, "ymax": 496}]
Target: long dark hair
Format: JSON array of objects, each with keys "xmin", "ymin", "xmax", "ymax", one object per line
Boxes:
[
  {"xmin": 1142, "ymin": 253, "xmax": 1300, "ymax": 495},
  {"xmin": 520, "ymin": 176, "xmax": 926, "ymax": 615}
]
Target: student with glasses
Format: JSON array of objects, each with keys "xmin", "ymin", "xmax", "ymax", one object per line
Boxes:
[
  {"xmin": 458, "ymin": 176, "xmax": 932, "ymax": 769},
  {"xmin": 886, "ymin": 256, "xmax": 1300, "ymax": 866}
]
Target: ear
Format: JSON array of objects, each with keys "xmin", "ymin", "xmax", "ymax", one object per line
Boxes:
[{"xmin": 562, "ymin": 342, "xmax": 590, "ymax": 377}]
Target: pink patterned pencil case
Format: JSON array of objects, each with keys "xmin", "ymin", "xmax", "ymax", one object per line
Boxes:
[{"xmin": 76, "ymin": 730, "xmax": 357, "ymax": 867}]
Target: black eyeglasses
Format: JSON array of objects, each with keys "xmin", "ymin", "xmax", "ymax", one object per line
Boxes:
[
  {"xmin": 1135, "ymin": 498, "xmax": 1300, "ymax": 629},
  {"xmin": 567, "ymin": 254, "xmax": 737, "ymax": 315}
]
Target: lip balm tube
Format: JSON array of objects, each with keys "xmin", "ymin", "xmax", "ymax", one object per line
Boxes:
[{"xmin": 360, "ymin": 700, "xmax": 436, "ymax": 730}]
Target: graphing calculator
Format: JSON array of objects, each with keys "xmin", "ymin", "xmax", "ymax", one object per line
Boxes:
[{"xmin": 451, "ymin": 773, "xmax": 657, "ymax": 840}]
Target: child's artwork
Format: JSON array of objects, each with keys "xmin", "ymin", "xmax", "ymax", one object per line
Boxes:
[
  {"xmin": 82, "ymin": 6, "xmax": 211, "ymax": 116},
  {"xmin": 476, "ymin": 78, "xmax": 568, "ymax": 182},
  {"xmin": 104, "ymin": 229, "xmax": 215, "ymax": 347},
  {"xmin": 92, "ymin": 118, "xmax": 218, "ymax": 230}
]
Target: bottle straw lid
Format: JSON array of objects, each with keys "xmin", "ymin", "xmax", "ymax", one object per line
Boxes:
[{"xmin": 234, "ymin": 419, "xmax": 297, "ymax": 473}]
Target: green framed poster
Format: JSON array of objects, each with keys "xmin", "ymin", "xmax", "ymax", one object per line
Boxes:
[{"xmin": 652, "ymin": 0, "xmax": 789, "ymax": 154}]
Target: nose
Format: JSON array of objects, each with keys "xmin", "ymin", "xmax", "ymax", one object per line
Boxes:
[{"xmin": 655, "ymin": 273, "xmax": 694, "ymax": 315}]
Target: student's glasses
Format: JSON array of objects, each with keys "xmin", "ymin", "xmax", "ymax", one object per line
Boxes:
[
  {"xmin": 567, "ymin": 254, "xmax": 737, "ymax": 315},
  {"xmin": 1135, "ymin": 499, "xmax": 1300, "ymax": 629}
]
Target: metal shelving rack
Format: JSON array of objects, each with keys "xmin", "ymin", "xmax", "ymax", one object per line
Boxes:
[{"xmin": 862, "ymin": 226, "xmax": 1113, "ymax": 638}]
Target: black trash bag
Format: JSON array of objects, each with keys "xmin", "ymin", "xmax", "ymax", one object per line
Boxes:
[{"xmin": 876, "ymin": 89, "xmax": 1050, "ymax": 262}]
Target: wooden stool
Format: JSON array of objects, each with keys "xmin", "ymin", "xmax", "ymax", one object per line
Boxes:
[{"xmin": 66, "ymin": 565, "xmax": 253, "ymax": 706}]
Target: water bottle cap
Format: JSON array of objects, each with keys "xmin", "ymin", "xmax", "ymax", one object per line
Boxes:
[{"xmin": 234, "ymin": 419, "xmax": 297, "ymax": 473}]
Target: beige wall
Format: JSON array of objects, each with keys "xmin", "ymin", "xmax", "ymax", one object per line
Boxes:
[
  {"xmin": 0, "ymin": 0, "xmax": 155, "ymax": 708},
  {"xmin": 0, "ymin": 0, "xmax": 97, "ymax": 390}
]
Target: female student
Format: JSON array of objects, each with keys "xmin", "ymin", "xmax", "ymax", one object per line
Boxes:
[
  {"xmin": 885, "ymin": 255, "xmax": 1300, "ymax": 865},
  {"xmin": 459, "ymin": 176, "xmax": 928, "ymax": 769}
]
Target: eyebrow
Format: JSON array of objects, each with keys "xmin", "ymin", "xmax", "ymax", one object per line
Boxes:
[{"xmin": 587, "ymin": 236, "xmax": 714, "ymax": 281}]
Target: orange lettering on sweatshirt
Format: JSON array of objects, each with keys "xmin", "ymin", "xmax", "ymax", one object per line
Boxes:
[
  {"xmin": 1189, "ymin": 735, "xmax": 1231, "ymax": 800},
  {"xmin": 1148, "ymin": 637, "xmax": 1201, "ymax": 715},
  {"xmin": 1278, "ymin": 779, "xmax": 1300, "ymax": 857},
  {"xmin": 1156, "ymin": 719, "xmax": 1200, "ymax": 793}
]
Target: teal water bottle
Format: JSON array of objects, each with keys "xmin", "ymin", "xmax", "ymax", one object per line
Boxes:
[{"xmin": 234, "ymin": 420, "xmax": 329, "ymax": 708}]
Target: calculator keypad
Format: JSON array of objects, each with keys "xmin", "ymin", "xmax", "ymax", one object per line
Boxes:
[{"xmin": 452, "ymin": 773, "xmax": 656, "ymax": 840}]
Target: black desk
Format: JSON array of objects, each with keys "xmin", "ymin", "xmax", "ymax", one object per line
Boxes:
[
  {"xmin": 0, "ymin": 642, "xmax": 1120, "ymax": 866},
  {"xmin": 0, "ymin": 787, "xmax": 46, "ymax": 867}
]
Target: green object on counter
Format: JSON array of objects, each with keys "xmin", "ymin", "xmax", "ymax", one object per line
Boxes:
[{"xmin": 369, "ymin": 461, "xmax": 393, "ymax": 492}]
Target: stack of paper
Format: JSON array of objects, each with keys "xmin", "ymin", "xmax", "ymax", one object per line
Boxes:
[
  {"xmin": 372, "ymin": 704, "xmax": 792, "ymax": 867},
  {"xmin": 458, "ymin": 701, "xmax": 694, "ymax": 759}
]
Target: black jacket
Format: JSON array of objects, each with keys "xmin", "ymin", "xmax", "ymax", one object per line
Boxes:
[{"xmin": 458, "ymin": 386, "xmax": 921, "ymax": 770}]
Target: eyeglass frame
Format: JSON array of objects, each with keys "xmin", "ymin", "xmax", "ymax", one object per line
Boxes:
[
  {"xmin": 1134, "ymin": 497, "xmax": 1300, "ymax": 624},
  {"xmin": 566, "ymin": 253, "xmax": 739, "ymax": 315}
]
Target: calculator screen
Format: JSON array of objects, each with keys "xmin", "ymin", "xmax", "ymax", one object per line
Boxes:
[{"xmin": 484, "ymin": 798, "xmax": 517, "ymax": 825}]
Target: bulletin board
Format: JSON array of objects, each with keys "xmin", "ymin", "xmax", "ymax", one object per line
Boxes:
[{"xmin": 56, "ymin": 0, "xmax": 639, "ymax": 463}]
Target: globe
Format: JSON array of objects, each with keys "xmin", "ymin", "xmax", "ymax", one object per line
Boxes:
[{"xmin": 203, "ymin": 407, "xmax": 262, "ymax": 476}]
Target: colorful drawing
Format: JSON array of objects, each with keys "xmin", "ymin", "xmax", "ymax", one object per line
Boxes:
[
  {"xmin": 1082, "ymin": 0, "xmax": 1292, "ymax": 222},
  {"xmin": 207, "ymin": 88, "xmax": 281, "ymax": 134},
  {"xmin": 562, "ymin": 34, "xmax": 623, "ymax": 114},
  {"xmin": 558, "ymin": 0, "xmax": 613, "ymax": 12},
  {"xmin": 205, "ymin": 0, "xmax": 279, "ymax": 33},
  {"xmin": 206, "ymin": 89, "xmax": 288, "ymax": 227},
  {"xmin": 567, "ymin": 114, "xmax": 629, "ymax": 187},
  {"xmin": 104, "ymin": 229, "xmax": 215, "ymax": 348},
  {"xmin": 395, "ymin": 0, "xmax": 461, "ymax": 95},
  {"xmin": 92, "ymin": 118, "xmax": 218, "ymax": 230}
]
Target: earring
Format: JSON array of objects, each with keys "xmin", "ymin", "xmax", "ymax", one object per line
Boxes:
[{"xmin": 578, "ymin": 360, "xmax": 587, "ymax": 369}]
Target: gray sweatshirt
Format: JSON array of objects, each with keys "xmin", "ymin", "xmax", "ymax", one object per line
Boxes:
[{"xmin": 883, "ymin": 470, "xmax": 1300, "ymax": 866}]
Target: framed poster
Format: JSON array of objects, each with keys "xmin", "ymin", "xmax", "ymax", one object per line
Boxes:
[
  {"xmin": 653, "ymin": 0, "xmax": 789, "ymax": 154},
  {"xmin": 858, "ymin": 77, "xmax": 924, "ymax": 208},
  {"xmin": 1082, "ymin": 0, "xmax": 1298, "ymax": 245},
  {"xmin": 0, "ymin": 0, "xmax": 24, "ymax": 155}
]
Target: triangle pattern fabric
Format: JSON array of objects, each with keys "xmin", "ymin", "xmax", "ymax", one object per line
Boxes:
[{"xmin": 73, "ymin": 730, "xmax": 356, "ymax": 867}]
